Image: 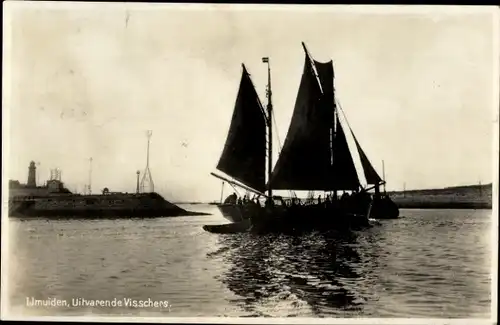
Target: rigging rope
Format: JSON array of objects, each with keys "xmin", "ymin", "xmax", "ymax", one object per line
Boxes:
[
  {"xmin": 272, "ymin": 110, "xmax": 282, "ymax": 151},
  {"xmin": 228, "ymin": 182, "xmax": 241, "ymax": 197},
  {"xmin": 336, "ymin": 98, "xmax": 354, "ymax": 134}
]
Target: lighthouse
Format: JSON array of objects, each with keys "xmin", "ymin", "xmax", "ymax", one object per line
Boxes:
[{"xmin": 27, "ymin": 161, "xmax": 36, "ymax": 187}]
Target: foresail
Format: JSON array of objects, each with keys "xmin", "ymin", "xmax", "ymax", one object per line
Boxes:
[
  {"xmin": 333, "ymin": 118, "xmax": 361, "ymax": 190},
  {"xmin": 216, "ymin": 65, "xmax": 267, "ymax": 193},
  {"xmin": 269, "ymin": 56, "xmax": 334, "ymax": 191},
  {"xmin": 351, "ymin": 133, "xmax": 383, "ymax": 185}
]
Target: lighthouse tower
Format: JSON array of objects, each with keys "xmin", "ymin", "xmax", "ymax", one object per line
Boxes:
[{"xmin": 27, "ymin": 161, "xmax": 37, "ymax": 187}]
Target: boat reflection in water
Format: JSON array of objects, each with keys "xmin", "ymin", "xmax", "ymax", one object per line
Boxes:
[{"xmin": 208, "ymin": 229, "xmax": 379, "ymax": 317}]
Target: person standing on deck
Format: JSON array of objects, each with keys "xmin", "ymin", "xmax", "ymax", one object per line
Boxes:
[
  {"xmin": 265, "ymin": 197, "xmax": 274, "ymax": 209},
  {"xmin": 340, "ymin": 192, "xmax": 350, "ymax": 212},
  {"xmin": 325, "ymin": 195, "xmax": 331, "ymax": 208},
  {"xmin": 224, "ymin": 192, "xmax": 237, "ymax": 204}
]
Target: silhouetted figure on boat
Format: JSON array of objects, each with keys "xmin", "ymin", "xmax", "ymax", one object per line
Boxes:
[
  {"xmin": 254, "ymin": 198, "xmax": 261, "ymax": 207},
  {"xmin": 339, "ymin": 192, "xmax": 350, "ymax": 212},
  {"xmin": 317, "ymin": 195, "xmax": 322, "ymax": 206},
  {"xmin": 224, "ymin": 193, "xmax": 238, "ymax": 204},
  {"xmin": 325, "ymin": 195, "xmax": 331, "ymax": 208},
  {"xmin": 245, "ymin": 195, "xmax": 258, "ymax": 207},
  {"xmin": 265, "ymin": 197, "xmax": 274, "ymax": 209}
]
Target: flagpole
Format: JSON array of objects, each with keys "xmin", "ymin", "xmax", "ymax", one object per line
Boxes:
[{"xmin": 262, "ymin": 56, "xmax": 273, "ymax": 198}]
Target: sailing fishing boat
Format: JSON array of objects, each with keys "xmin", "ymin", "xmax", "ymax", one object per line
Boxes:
[{"xmin": 209, "ymin": 42, "xmax": 399, "ymax": 233}]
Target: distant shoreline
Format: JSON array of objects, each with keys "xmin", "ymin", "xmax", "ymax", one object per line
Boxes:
[
  {"xmin": 388, "ymin": 183, "xmax": 492, "ymax": 210},
  {"xmin": 391, "ymin": 200, "xmax": 491, "ymax": 210},
  {"xmin": 173, "ymin": 183, "xmax": 493, "ymax": 210},
  {"xmin": 387, "ymin": 183, "xmax": 492, "ymax": 196}
]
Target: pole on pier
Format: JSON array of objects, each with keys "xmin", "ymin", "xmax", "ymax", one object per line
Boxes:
[
  {"xmin": 136, "ymin": 170, "xmax": 140, "ymax": 194},
  {"xmin": 220, "ymin": 181, "xmax": 225, "ymax": 204},
  {"xmin": 382, "ymin": 160, "xmax": 386, "ymax": 194},
  {"xmin": 88, "ymin": 157, "xmax": 93, "ymax": 195}
]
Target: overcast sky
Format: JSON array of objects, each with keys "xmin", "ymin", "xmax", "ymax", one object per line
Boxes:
[{"xmin": 3, "ymin": 3, "xmax": 498, "ymax": 202}]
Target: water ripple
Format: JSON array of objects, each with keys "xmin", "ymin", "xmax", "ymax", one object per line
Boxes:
[{"xmin": 7, "ymin": 207, "xmax": 492, "ymax": 318}]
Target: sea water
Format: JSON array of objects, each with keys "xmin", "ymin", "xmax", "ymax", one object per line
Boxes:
[{"xmin": 5, "ymin": 205, "xmax": 492, "ymax": 318}]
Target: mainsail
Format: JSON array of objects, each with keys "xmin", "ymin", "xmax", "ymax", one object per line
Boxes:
[
  {"xmin": 315, "ymin": 58, "xmax": 360, "ymax": 191},
  {"xmin": 216, "ymin": 64, "xmax": 267, "ymax": 193},
  {"xmin": 269, "ymin": 46, "xmax": 360, "ymax": 191},
  {"xmin": 268, "ymin": 56, "xmax": 333, "ymax": 190}
]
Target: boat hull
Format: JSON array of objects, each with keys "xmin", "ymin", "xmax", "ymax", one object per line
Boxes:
[
  {"xmin": 216, "ymin": 203, "xmax": 262, "ymax": 222},
  {"xmin": 215, "ymin": 202, "xmax": 371, "ymax": 234},
  {"xmin": 216, "ymin": 204, "xmax": 247, "ymax": 222},
  {"xmin": 203, "ymin": 219, "xmax": 252, "ymax": 234},
  {"xmin": 251, "ymin": 206, "xmax": 371, "ymax": 234},
  {"xmin": 370, "ymin": 196, "xmax": 400, "ymax": 219}
]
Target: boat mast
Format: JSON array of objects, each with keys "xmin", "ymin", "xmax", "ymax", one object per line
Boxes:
[
  {"xmin": 332, "ymin": 84, "xmax": 337, "ymax": 198},
  {"xmin": 263, "ymin": 57, "xmax": 273, "ymax": 198}
]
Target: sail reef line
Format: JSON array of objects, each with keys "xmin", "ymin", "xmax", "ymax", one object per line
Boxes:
[{"xmin": 216, "ymin": 64, "xmax": 267, "ymax": 193}]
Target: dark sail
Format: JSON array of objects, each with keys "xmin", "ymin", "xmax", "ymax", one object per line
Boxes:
[
  {"xmin": 313, "ymin": 57, "xmax": 361, "ymax": 190},
  {"xmin": 216, "ymin": 65, "xmax": 267, "ymax": 193},
  {"xmin": 351, "ymin": 133, "xmax": 383, "ymax": 185},
  {"xmin": 333, "ymin": 118, "xmax": 361, "ymax": 190},
  {"xmin": 313, "ymin": 59, "xmax": 334, "ymax": 111},
  {"xmin": 269, "ymin": 56, "xmax": 334, "ymax": 190}
]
